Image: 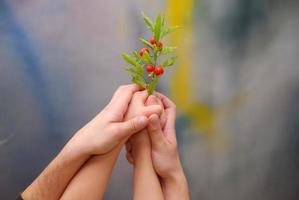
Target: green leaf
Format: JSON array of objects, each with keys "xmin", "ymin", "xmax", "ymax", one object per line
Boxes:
[
  {"xmin": 122, "ymin": 53, "xmax": 136, "ymax": 66},
  {"xmin": 161, "ymin": 25, "xmax": 179, "ymax": 38},
  {"xmin": 132, "ymin": 50, "xmax": 141, "ymax": 60},
  {"xmin": 154, "ymin": 14, "xmax": 162, "ymax": 42},
  {"xmin": 135, "ymin": 62, "xmax": 144, "ymax": 71},
  {"xmin": 141, "ymin": 51, "xmax": 152, "ymax": 64},
  {"xmin": 161, "ymin": 56, "xmax": 177, "ymax": 67},
  {"xmin": 161, "ymin": 46, "xmax": 177, "ymax": 55},
  {"xmin": 132, "ymin": 75, "xmax": 146, "ymax": 88},
  {"xmin": 123, "ymin": 13, "xmax": 178, "ymax": 93},
  {"xmin": 139, "ymin": 38, "xmax": 154, "ymax": 49},
  {"xmin": 146, "ymin": 76, "xmax": 158, "ymax": 95},
  {"xmin": 125, "ymin": 67, "xmax": 143, "ymax": 77},
  {"xmin": 122, "ymin": 53, "xmax": 144, "ymax": 71},
  {"xmin": 161, "ymin": 14, "xmax": 166, "ymax": 28},
  {"xmin": 141, "ymin": 12, "xmax": 155, "ymax": 32}
]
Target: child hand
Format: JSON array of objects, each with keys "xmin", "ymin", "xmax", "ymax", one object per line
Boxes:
[
  {"xmin": 125, "ymin": 94, "xmax": 166, "ymax": 163},
  {"xmin": 125, "ymin": 92, "xmax": 181, "ymax": 177}
]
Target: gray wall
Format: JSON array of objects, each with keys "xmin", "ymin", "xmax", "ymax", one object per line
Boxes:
[{"xmin": 0, "ymin": 0, "xmax": 299, "ymax": 199}]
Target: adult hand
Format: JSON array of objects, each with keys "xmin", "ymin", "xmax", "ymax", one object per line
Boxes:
[
  {"xmin": 125, "ymin": 92, "xmax": 181, "ymax": 178},
  {"xmin": 147, "ymin": 92, "xmax": 182, "ymax": 179},
  {"xmin": 125, "ymin": 92, "xmax": 190, "ymax": 200},
  {"xmin": 67, "ymin": 84, "xmax": 162, "ymax": 156},
  {"xmin": 147, "ymin": 92, "xmax": 189, "ymax": 200},
  {"xmin": 125, "ymin": 94, "xmax": 166, "ymax": 164}
]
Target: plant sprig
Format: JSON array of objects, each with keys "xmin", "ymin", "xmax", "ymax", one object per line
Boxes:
[{"xmin": 122, "ymin": 12, "xmax": 178, "ymax": 95}]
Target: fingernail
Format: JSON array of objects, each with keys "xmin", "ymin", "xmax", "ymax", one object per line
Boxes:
[{"xmin": 138, "ymin": 116, "xmax": 148, "ymax": 127}]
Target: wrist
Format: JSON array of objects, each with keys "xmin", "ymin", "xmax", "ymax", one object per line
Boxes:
[
  {"xmin": 133, "ymin": 143, "xmax": 151, "ymax": 163},
  {"xmin": 64, "ymin": 132, "xmax": 91, "ymax": 159},
  {"xmin": 131, "ymin": 130, "xmax": 151, "ymax": 156},
  {"xmin": 161, "ymin": 170, "xmax": 189, "ymax": 200},
  {"xmin": 163, "ymin": 167, "xmax": 186, "ymax": 186},
  {"xmin": 160, "ymin": 155, "xmax": 184, "ymax": 181}
]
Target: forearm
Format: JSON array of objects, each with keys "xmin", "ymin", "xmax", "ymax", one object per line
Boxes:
[
  {"xmin": 22, "ymin": 142, "xmax": 89, "ymax": 200},
  {"xmin": 133, "ymin": 131, "xmax": 164, "ymax": 200},
  {"xmin": 161, "ymin": 169, "xmax": 190, "ymax": 200},
  {"xmin": 60, "ymin": 143, "xmax": 123, "ymax": 200}
]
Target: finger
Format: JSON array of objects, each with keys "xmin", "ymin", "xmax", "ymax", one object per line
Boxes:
[
  {"xmin": 154, "ymin": 92, "xmax": 176, "ymax": 110},
  {"xmin": 164, "ymin": 105, "xmax": 176, "ymax": 132},
  {"xmin": 148, "ymin": 114, "xmax": 165, "ymax": 149},
  {"xmin": 131, "ymin": 90, "xmax": 149, "ymax": 106},
  {"xmin": 142, "ymin": 105, "xmax": 163, "ymax": 117},
  {"xmin": 154, "ymin": 92, "xmax": 176, "ymax": 129},
  {"xmin": 152, "ymin": 92, "xmax": 177, "ymax": 143},
  {"xmin": 146, "ymin": 95, "xmax": 166, "ymax": 128},
  {"xmin": 161, "ymin": 105, "xmax": 177, "ymax": 144},
  {"xmin": 146, "ymin": 95, "xmax": 159, "ymax": 106},
  {"xmin": 108, "ymin": 84, "xmax": 141, "ymax": 117},
  {"xmin": 114, "ymin": 116, "xmax": 148, "ymax": 139},
  {"xmin": 126, "ymin": 152, "xmax": 134, "ymax": 165}
]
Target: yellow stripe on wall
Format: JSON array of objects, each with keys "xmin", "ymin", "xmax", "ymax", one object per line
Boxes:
[
  {"xmin": 165, "ymin": 0, "xmax": 218, "ymax": 139},
  {"xmin": 166, "ymin": 0, "xmax": 194, "ymax": 110}
]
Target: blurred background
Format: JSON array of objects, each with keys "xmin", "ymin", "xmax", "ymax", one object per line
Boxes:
[{"xmin": 1, "ymin": 0, "xmax": 299, "ymax": 199}]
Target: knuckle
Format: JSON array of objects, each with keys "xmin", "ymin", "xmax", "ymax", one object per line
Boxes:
[
  {"xmin": 130, "ymin": 119, "xmax": 137, "ymax": 132},
  {"xmin": 117, "ymin": 85, "xmax": 126, "ymax": 92}
]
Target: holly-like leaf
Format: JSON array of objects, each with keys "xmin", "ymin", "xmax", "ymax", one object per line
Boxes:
[
  {"xmin": 122, "ymin": 53, "xmax": 144, "ymax": 71},
  {"xmin": 161, "ymin": 26, "xmax": 179, "ymax": 38},
  {"xmin": 132, "ymin": 75, "xmax": 146, "ymax": 88},
  {"xmin": 132, "ymin": 50, "xmax": 141, "ymax": 60},
  {"xmin": 161, "ymin": 46, "xmax": 177, "ymax": 55},
  {"xmin": 122, "ymin": 53, "xmax": 136, "ymax": 66},
  {"xmin": 141, "ymin": 12, "xmax": 155, "ymax": 32},
  {"xmin": 139, "ymin": 38, "xmax": 154, "ymax": 49},
  {"xmin": 140, "ymin": 51, "xmax": 152, "ymax": 64},
  {"xmin": 154, "ymin": 14, "xmax": 162, "ymax": 42},
  {"xmin": 125, "ymin": 67, "xmax": 144, "ymax": 77},
  {"xmin": 161, "ymin": 56, "xmax": 177, "ymax": 67},
  {"xmin": 135, "ymin": 61, "xmax": 144, "ymax": 71},
  {"xmin": 123, "ymin": 12, "xmax": 178, "ymax": 95},
  {"xmin": 146, "ymin": 76, "xmax": 158, "ymax": 95}
]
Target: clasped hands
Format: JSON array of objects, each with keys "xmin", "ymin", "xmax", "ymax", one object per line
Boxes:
[
  {"xmin": 22, "ymin": 84, "xmax": 188, "ymax": 200},
  {"xmin": 68, "ymin": 84, "xmax": 186, "ymax": 199}
]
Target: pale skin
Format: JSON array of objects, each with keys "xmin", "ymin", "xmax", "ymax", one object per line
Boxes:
[
  {"xmin": 22, "ymin": 84, "xmax": 162, "ymax": 200},
  {"xmin": 126, "ymin": 92, "xmax": 190, "ymax": 200},
  {"xmin": 128, "ymin": 95, "xmax": 166, "ymax": 200},
  {"xmin": 60, "ymin": 91, "xmax": 164, "ymax": 200},
  {"xmin": 22, "ymin": 84, "xmax": 189, "ymax": 200},
  {"xmin": 61, "ymin": 93, "xmax": 189, "ymax": 200}
]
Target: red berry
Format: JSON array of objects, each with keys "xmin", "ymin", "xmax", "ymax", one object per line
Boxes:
[
  {"xmin": 150, "ymin": 36, "xmax": 156, "ymax": 45},
  {"xmin": 157, "ymin": 41, "xmax": 163, "ymax": 49},
  {"xmin": 139, "ymin": 48, "xmax": 149, "ymax": 56},
  {"xmin": 154, "ymin": 66, "xmax": 164, "ymax": 76},
  {"xmin": 146, "ymin": 64, "xmax": 155, "ymax": 73}
]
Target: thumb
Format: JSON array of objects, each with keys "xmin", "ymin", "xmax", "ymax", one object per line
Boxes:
[
  {"xmin": 148, "ymin": 114, "xmax": 164, "ymax": 149},
  {"xmin": 115, "ymin": 116, "xmax": 148, "ymax": 138}
]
